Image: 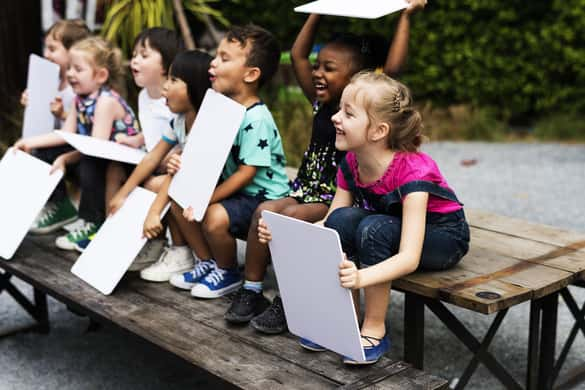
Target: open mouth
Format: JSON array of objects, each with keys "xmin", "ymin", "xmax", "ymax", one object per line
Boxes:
[
  {"xmin": 335, "ymin": 128, "xmax": 345, "ymax": 135},
  {"xmin": 314, "ymin": 82, "xmax": 327, "ymax": 91}
]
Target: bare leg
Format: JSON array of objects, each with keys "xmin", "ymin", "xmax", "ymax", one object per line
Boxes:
[
  {"xmin": 170, "ymin": 200, "xmax": 212, "ymax": 260},
  {"xmin": 202, "ymin": 203, "xmax": 237, "ymax": 269},
  {"xmin": 105, "ymin": 162, "xmax": 127, "ymax": 205},
  {"xmin": 360, "ymin": 282, "xmax": 391, "ymax": 345}
]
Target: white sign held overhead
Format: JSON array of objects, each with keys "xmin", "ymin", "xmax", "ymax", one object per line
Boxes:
[
  {"xmin": 295, "ymin": 0, "xmax": 408, "ymax": 19},
  {"xmin": 168, "ymin": 89, "xmax": 245, "ymax": 221},
  {"xmin": 261, "ymin": 211, "xmax": 365, "ymax": 362},
  {"xmin": 55, "ymin": 130, "xmax": 146, "ymax": 165},
  {"xmin": 0, "ymin": 149, "xmax": 63, "ymax": 260},
  {"xmin": 71, "ymin": 187, "xmax": 170, "ymax": 295},
  {"xmin": 22, "ymin": 54, "xmax": 60, "ymax": 138}
]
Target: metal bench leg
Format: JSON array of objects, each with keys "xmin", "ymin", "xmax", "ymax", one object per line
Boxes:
[
  {"xmin": 404, "ymin": 292, "xmax": 425, "ymax": 369},
  {"xmin": 0, "ymin": 272, "xmax": 50, "ymax": 337},
  {"xmin": 538, "ymin": 292, "xmax": 558, "ymax": 390},
  {"xmin": 424, "ymin": 298, "xmax": 522, "ymax": 390}
]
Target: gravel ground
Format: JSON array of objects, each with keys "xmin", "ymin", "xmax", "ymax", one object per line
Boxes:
[{"xmin": 1, "ymin": 142, "xmax": 584, "ymax": 390}]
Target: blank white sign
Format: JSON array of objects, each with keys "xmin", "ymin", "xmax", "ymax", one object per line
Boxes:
[
  {"xmin": 71, "ymin": 187, "xmax": 169, "ymax": 295},
  {"xmin": 262, "ymin": 211, "xmax": 365, "ymax": 362},
  {"xmin": 295, "ymin": 0, "xmax": 408, "ymax": 19},
  {"xmin": 22, "ymin": 54, "xmax": 60, "ymax": 138},
  {"xmin": 55, "ymin": 130, "xmax": 146, "ymax": 165},
  {"xmin": 0, "ymin": 148, "xmax": 63, "ymax": 260},
  {"xmin": 168, "ymin": 89, "xmax": 245, "ymax": 221}
]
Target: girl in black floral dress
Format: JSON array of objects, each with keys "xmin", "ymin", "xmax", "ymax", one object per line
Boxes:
[{"xmin": 225, "ymin": 2, "xmax": 427, "ymax": 332}]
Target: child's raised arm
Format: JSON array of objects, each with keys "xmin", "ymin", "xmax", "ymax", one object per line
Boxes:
[
  {"xmin": 384, "ymin": 0, "xmax": 427, "ymax": 77},
  {"xmin": 291, "ymin": 14, "xmax": 321, "ymax": 102}
]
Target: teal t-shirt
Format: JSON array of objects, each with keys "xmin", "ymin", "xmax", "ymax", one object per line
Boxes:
[{"xmin": 221, "ymin": 102, "xmax": 290, "ymax": 200}]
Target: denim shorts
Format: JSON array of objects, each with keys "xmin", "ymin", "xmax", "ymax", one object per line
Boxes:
[
  {"xmin": 220, "ymin": 192, "xmax": 265, "ymax": 240},
  {"xmin": 325, "ymin": 207, "xmax": 470, "ymax": 271}
]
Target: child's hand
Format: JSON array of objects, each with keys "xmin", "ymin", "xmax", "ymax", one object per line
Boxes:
[
  {"xmin": 115, "ymin": 133, "xmax": 144, "ymax": 148},
  {"xmin": 143, "ymin": 211, "xmax": 163, "ymax": 239},
  {"xmin": 20, "ymin": 90, "xmax": 28, "ymax": 107},
  {"xmin": 13, "ymin": 139, "xmax": 31, "ymax": 153},
  {"xmin": 257, "ymin": 218, "xmax": 273, "ymax": 244},
  {"xmin": 339, "ymin": 255, "xmax": 360, "ymax": 289},
  {"xmin": 404, "ymin": 0, "xmax": 427, "ymax": 15},
  {"xmin": 108, "ymin": 192, "xmax": 126, "ymax": 216},
  {"xmin": 183, "ymin": 206, "xmax": 195, "ymax": 222},
  {"xmin": 50, "ymin": 97, "xmax": 64, "ymax": 119},
  {"xmin": 167, "ymin": 154, "xmax": 182, "ymax": 176},
  {"xmin": 50, "ymin": 155, "xmax": 67, "ymax": 175}
]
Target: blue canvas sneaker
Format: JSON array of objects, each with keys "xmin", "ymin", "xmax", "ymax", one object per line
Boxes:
[
  {"xmin": 190, "ymin": 266, "xmax": 241, "ymax": 298},
  {"xmin": 343, "ymin": 335, "xmax": 390, "ymax": 365},
  {"xmin": 169, "ymin": 259, "xmax": 216, "ymax": 290},
  {"xmin": 299, "ymin": 337, "xmax": 326, "ymax": 352}
]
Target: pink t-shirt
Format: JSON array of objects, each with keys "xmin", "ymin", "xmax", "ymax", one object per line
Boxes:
[{"xmin": 336, "ymin": 151, "xmax": 462, "ymax": 214}]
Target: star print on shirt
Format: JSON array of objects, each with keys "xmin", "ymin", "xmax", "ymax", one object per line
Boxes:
[
  {"xmin": 266, "ymin": 170, "xmax": 274, "ymax": 179},
  {"xmin": 257, "ymin": 139, "xmax": 269, "ymax": 150},
  {"xmin": 275, "ymin": 155, "xmax": 285, "ymax": 166},
  {"xmin": 244, "ymin": 124, "xmax": 253, "ymax": 132},
  {"xmin": 257, "ymin": 188, "xmax": 268, "ymax": 198},
  {"xmin": 230, "ymin": 145, "xmax": 246, "ymax": 165}
]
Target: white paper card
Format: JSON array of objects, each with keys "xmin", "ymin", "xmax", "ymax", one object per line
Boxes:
[
  {"xmin": 0, "ymin": 148, "xmax": 63, "ymax": 260},
  {"xmin": 295, "ymin": 0, "xmax": 408, "ymax": 19},
  {"xmin": 71, "ymin": 187, "xmax": 169, "ymax": 295},
  {"xmin": 22, "ymin": 54, "xmax": 60, "ymax": 138},
  {"xmin": 55, "ymin": 130, "xmax": 146, "ymax": 165},
  {"xmin": 262, "ymin": 211, "xmax": 365, "ymax": 362},
  {"xmin": 168, "ymin": 89, "xmax": 245, "ymax": 221}
]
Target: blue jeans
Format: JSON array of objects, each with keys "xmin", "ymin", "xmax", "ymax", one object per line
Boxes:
[{"xmin": 325, "ymin": 207, "xmax": 470, "ymax": 270}]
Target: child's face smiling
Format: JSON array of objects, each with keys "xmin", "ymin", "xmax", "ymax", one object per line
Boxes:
[
  {"xmin": 66, "ymin": 49, "xmax": 105, "ymax": 96},
  {"xmin": 209, "ymin": 38, "xmax": 252, "ymax": 97},
  {"xmin": 162, "ymin": 73, "xmax": 192, "ymax": 114},
  {"xmin": 43, "ymin": 33, "xmax": 70, "ymax": 73},
  {"xmin": 331, "ymin": 84, "xmax": 371, "ymax": 152},
  {"xmin": 312, "ymin": 44, "xmax": 355, "ymax": 105},
  {"xmin": 130, "ymin": 40, "xmax": 165, "ymax": 90}
]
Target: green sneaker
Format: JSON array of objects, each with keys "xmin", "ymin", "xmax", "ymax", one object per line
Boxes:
[
  {"xmin": 30, "ymin": 198, "xmax": 78, "ymax": 234},
  {"xmin": 55, "ymin": 220, "xmax": 99, "ymax": 251}
]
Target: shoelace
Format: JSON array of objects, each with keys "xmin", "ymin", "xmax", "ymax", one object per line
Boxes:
[
  {"xmin": 38, "ymin": 203, "xmax": 58, "ymax": 224},
  {"xmin": 70, "ymin": 221, "xmax": 95, "ymax": 241},
  {"xmin": 204, "ymin": 268, "xmax": 227, "ymax": 286},
  {"xmin": 189, "ymin": 260, "xmax": 215, "ymax": 278},
  {"xmin": 155, "ymin": 248, "xmax": 171, "ymax": 265}
]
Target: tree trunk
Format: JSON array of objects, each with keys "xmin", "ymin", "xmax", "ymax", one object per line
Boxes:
[{"xmin": 172, "ymin": 0, "xmax": 196, "ymax": 50}]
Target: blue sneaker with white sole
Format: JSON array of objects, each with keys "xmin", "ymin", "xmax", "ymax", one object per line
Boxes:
[
  {"xmin": 170, "ymin": 259, "xmax": 216, "ymax": 290},
  {"xmin": 190, "ymin": 266, "xmax": 241, "ymax": 298},
  {"xmin": 343, "ymin": 335, "xmax": 390, "ymax": 365},
  {"xmin": 299, "ymin": 337, "xmax": 326, "ymax": 352}
]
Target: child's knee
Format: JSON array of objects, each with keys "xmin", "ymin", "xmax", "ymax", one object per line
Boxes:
[{"xmin": 202, "ymin": 205, "xmax": 230, "ymax": 236}]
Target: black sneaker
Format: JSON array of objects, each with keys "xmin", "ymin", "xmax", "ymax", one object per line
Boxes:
[
  {"xmin": 224, "ymin": 288, "xmax": 270, "ymax": 324},
  {"xmin": 250, "ymin": 296, "xmax": 288, "ymax": 334}
]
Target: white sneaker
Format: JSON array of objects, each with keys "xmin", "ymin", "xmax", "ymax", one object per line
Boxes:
[
  {"xmin": 128, "ymin": 237, "xmax": 167, "ymax": 272},
  {"xmin": 140, "ymin": 245, "xmax": 194, "ymax": 282}
]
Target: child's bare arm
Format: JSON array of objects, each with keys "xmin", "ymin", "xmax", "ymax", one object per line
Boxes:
[
  {"xmin": 143, "ymin": 175, "xmax": 172, "ymax": 239},
  {"xmin": 92, "ymin": 95, "xmax": 123, "ymax": 140},
  {"xmin": 291, "ymin": 14, "xmax": 321, "ymax": 102},
  {"xmin": 384, "ymin": 0, "xmax": 427, "ymax": 77},
  {"xmin": 209, "ymin": 165, "xmax": 257, "ymax": 205},
  {"xmin": 115, "ymin": 133, "xmax": 145, "ymax": 149}
]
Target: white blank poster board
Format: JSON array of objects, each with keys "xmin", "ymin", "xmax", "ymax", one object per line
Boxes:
[
  {"xmin": 55, "ymin": 130, "xmax": 146, "ymax": 165},
  {"xmin": 169, "ymin": 89, "xmax": 245, "ymax": 221},
  {"xmin": 0, "ymin": 149, "xmax": 63, "ymax": 260},
  {"xmin": 22, "ymin": 54, "xmax": 60, "ymax": 138},
  {"xmin": 262, "ymin": 211, "xmax": 365, "ymax": 362},
  {"xmin": 71, "ymin": 187, "xmax": 169, "ymax": 295},
  {"xmin": 295, "ymin": 0, "xmax": 408, "ymax": 19}
]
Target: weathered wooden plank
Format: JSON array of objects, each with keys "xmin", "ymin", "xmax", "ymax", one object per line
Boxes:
[
  {"xmin": 2, "ymin": 237, "xmax": 448, "ymax": 389},
  {"xmin": 466, "ymin": 209, "xmax": 585, "ymax": 249},
  {"xmin": 371, "ymin": 366, "xmax": 450, "ymax": 390}
]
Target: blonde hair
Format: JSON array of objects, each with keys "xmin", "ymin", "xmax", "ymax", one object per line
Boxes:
[
  {"xmin": 70, "ymin": 36, "xmax": 125, "ymax": 93},
  {"xmin": 47, "ymin": 19, "xmax": 90, "ymax": 49},
  {"xmin": 349, "ymin": 71, "xmax": 424, "ymax": 152}
]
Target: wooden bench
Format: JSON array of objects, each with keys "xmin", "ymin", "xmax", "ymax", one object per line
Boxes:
[
  {"xmin": 395, "ymin": 209, "xmax": 585, "ymax": 390},
  {"xmin": 0, "ymin": 233, "xmax": 448, "ymax": 390}
]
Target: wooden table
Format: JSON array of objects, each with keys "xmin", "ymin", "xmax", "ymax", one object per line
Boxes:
[
  {"xmin": 0, "ymin": 234, "xmax": 448, "ymax": 390},
  {"xmin": 395, "ymin": 209, "xmax": 585, "ymax": 390}
]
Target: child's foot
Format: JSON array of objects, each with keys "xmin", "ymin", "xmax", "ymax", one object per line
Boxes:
[
  {"xmin": 74, "ymin": 233, "xmax": 95, "ymax": 252},
  {"xmin": 342, "ymin": 335, "xmax": 390, "ymax": 365},
  {"xmin": 250, "ymin": 296, "xmax": 288, "ymax": 334},
  {"xmin": 169, "ymin": 259, "xmax": 216, "ymax": 290},
  {"xmin": 129, "ymin": 237, "xmax": 167, "ymax": 271},
  {"xmin": 190, "ymin": 267, "xmax": 241, "ymax": 299},
  {"xmin": 55, "ymin": 220, "xmax": 99, "ymax": 251},
  {"xmin": 140, "ymin": 246, "xmax": 194, "ymax": 282},
  {"xmin": 224, "ymin": 287, "xmax": 270, "ymax": 324},
  {"xmin": 299, "ymin": 337, "xmax": 326, "ymax": 352},
  {"xmin": 30, "ymin": 198, "xmax": 78, "ymax": 234}
]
